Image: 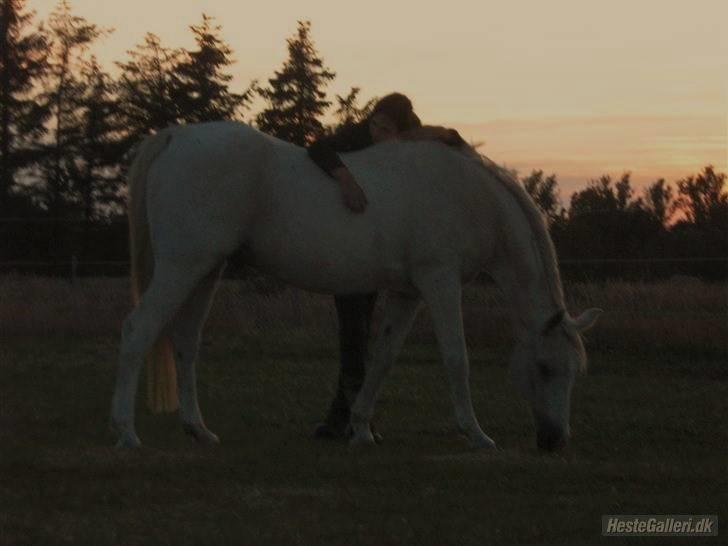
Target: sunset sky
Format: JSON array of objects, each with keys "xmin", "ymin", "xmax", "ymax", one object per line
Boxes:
[{"xmin": 32, "ymin": 0, "xmax": 728, "ymax": 196}]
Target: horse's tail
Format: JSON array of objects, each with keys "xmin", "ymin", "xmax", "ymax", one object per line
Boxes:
[{"xmin": 127, "ymin": 130, "xmax": 179, "ymax": 414}]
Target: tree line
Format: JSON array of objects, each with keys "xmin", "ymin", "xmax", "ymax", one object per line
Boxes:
[{"xmin": 1, "ymin": 0, "xmax": 726, "ymax": 279}]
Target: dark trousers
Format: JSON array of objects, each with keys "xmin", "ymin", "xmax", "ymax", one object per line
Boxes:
[{"xmin": 324, "ymin": 292, "xmax": 378, "ymax": 425}]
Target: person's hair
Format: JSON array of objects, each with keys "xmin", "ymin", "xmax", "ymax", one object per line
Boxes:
[{"xmin": 371, "ymin": 92, "xmax": 421, "ymax": 131}]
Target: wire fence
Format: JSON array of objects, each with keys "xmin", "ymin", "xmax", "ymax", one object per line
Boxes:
[
  {"xmin": 1, "ymin": 218, "xmax": 727, "ymax": 282},
  {"xmin": 1, "ymin": 257, "xmax": 726, "ymax": 285}
]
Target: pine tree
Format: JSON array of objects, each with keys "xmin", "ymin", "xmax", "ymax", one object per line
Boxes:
[
  {"xmin": 75, "ymin": 56, "xmax": 125, "ymax": 221},
  {"xmin": 116, "ymin": 33, "xmax": 182, "ymax": 142},
  {"xmin": 0, "ymin": 0, "xmax": 50, "ymax": 211},
  {"xmin": 36, "ymin": 0, "xmax": 107, "ymax": 215},
  {"xmin": 332, "ymin": 87, "xmax": 376, "ymax": 130},
  {"xmin": 256, "ymin": 21, "xmax": 335, "ymax": 145},
  {"xmin": 173, "ymin": 14, "xmax": 255, "ymax": 124}
]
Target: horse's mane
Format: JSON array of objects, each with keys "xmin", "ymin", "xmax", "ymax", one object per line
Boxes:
[{"xmin": 459, "ymin": 145, "xmax": 566, "ymax": 310}]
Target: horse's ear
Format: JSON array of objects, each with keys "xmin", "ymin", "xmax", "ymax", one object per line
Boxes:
[{"xmin": 570, "ymin": 308, "xmax": 602, "ymax": 333}]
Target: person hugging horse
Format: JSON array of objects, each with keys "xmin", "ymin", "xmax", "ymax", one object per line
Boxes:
[{"xmin": 307, "ymin": 92, "xmax": 466, "ymax": 440}]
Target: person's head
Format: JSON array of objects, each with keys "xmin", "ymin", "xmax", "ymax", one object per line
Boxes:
[{"xmin": 368, "ymin": 92, "xmax": 421, "ymax": 143}]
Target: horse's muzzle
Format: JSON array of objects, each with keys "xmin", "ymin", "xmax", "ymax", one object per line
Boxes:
[{"xmin": 534, "ymin": 412, "xmax": 569, "ymax": 452}]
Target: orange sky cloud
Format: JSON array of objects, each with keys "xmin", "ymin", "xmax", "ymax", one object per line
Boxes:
[{"xmin": 455, "ymin": 115, "xmax": 727, "ymax": 196}]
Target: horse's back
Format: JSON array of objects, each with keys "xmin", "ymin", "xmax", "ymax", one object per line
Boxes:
[
  {"xmin": 145, "ymin": 122, "xmax": 274, "ymax": 260},
  {"xmin": 154, "ymin": 121, "xmax": 267, "ymax": 167},
  {"xmin": 342, "ymin": 141, "xmax": 497, "ymax": 260},
  {"xmin": 143, "ymin": 125, "xmax": 498, "ymax": 293}
]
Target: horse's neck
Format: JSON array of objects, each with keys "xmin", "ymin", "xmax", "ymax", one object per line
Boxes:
[{"xmin": 488, "ymin": 185, "xmax": 565, "ymax": 336}]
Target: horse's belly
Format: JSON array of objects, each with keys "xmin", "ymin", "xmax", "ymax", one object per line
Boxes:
[
  {"xmin": 256, "ymin": 261, "xmax": 379, "ymax": 294},
  {"xmin": 246, "ymin": 223, "xmax": 410, "ymax": 295}
]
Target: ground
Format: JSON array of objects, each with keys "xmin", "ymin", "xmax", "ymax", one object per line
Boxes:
[{"xmin": 1, "ymin": 330, "xmax": 725, "ymax": 545}]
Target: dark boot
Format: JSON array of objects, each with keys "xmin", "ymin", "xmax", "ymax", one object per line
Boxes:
[
  {"xmin": 314, "ymin": 387, "xmax": 351, "ymax": 439},
  {"xmin": 315, "ymin": 293, "xmax": 378, "ymax": 441}
]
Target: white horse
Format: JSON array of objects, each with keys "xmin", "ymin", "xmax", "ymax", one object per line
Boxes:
[{"xmin": 110, "ymin": 121, "xmax": 601, "ymax": 451}]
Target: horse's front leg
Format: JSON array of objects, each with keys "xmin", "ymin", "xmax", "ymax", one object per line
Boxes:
[
  {"xmin": 349, "ymin": 292, "xmax": 421, "ymax": 446},
  {"xmin": 415, "ymin": 268, "xmax": 496, "ymax": 449}
]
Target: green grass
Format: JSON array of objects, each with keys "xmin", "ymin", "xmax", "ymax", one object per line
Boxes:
[{"xmin": 1, "ymin": 332, "xmax": 725, "ymax": 546}]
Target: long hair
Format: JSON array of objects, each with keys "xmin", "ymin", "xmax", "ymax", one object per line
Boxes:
[{"xmin": 371, "ymin": 93, "xmax": 422, "ymax": 131}]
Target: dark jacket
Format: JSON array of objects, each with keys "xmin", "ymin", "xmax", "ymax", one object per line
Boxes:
[
  {"xmin": 306, "ymin": 115, "xmax": 467, "ymax": 178},
  {"xmin": 307, "ymin": 121, "xmax": 374, "ymax": 176}
]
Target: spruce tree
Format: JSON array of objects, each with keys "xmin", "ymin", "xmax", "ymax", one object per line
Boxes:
[
  {"xmin": 75, "ymin": 56, "xmax": 125, "ymax": 220},
  {"xmin": 116, "ymin": 33, "xmax": 182, "ymax": 142},
  {"xmin": 256, "ymin": 21, "xmax": 335, "ymax": 145},
  {"xmin": 36, "ymin": 0, "xmax": 107, "ymax": 215},
  {"xmin": 0, "ymin": 0, "xmax": 50, "ymax": 210},
  {"xmin": 331, "ymin": 87, "xmax": 377, "ymax": 130},
  {"xmin": 173, "ymin": 14, "xmax": 255, "ymax": 124}
]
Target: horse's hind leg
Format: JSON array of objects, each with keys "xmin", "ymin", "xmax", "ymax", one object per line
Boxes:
[
  {"xmin": 171, "ymin": 263, "xmax": 225, "ymax": 445},
  {"xmin": 349, "ymin": 292, "xmax": 420, "ymax": 446},
  {"xmin": 111, "ymin": 259, "xmax": 217, "ymax": 448},
  {"xmin": 415, "ymin": 268, "xmax": 495, "ymax": 449}
]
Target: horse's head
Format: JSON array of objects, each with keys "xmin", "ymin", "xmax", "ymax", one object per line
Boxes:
[{"xmin": 509, "ymin": 308, "xmax": 602, "ymax": 452}]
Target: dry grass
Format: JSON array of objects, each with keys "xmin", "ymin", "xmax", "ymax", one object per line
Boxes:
[{"xmin": 1, "ymin": 274, "xmax": 725, "ymax": 357}]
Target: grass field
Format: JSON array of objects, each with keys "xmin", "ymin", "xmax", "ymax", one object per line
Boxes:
[{"xmin": 1, "ymin": 277, "xmax": 726, "ymax": 545}]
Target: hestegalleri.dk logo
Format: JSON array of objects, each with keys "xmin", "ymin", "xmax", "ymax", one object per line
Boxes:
[{"xmin": 602, "ymin": 515, "xmax": 718, "ymax": 537}]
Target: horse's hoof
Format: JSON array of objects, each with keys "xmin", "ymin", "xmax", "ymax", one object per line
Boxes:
[
  {"xmin": 183, "ymin": 423, "xmax": 220, "ymax": 445},
  {"xmin": 115, "ymin": 433, "xmax": 142, "ymax": 449},
  {"xmin": 348, "ymin": 427, "xmax": 376, "ymax": 448},
  {"xmin": 468, "ymin": 434, "xmax": 497, "ymax": 450},
  {"xmin": 111, "ymin": 419, "xmax": 142, "ymax": 449},
  {"xmin": 349, "ymin": 434, "xmax": 377, "ymax": 447},
  {"xmin": 197, "ymin": 430, "xmax": 220, "ymax": 445}
]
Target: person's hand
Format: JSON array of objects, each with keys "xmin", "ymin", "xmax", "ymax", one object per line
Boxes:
[
  {"xmin": 442, "ymin": 128, "xmax": 466, "ymax": 147},
  {"xmin": 332, "ymin": 167, "xmax": 368, "ymax": 212},
  {"xmin": 402, "ymin": 126, "xmax": 466, "ymax": 147},
  {"xmin": 340, "ymin": 178, "xmax": 369, "ymax": 212}
]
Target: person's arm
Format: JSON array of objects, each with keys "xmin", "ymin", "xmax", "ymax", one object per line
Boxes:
[
  {"xmin": 307, "ymin": 122, "xmax": 372, "ymax": 175},
  {"xmin": 307, "ymin": 137, "xmax": 347, "ymax": 177},
  {"xmin": 400, "ymin": 125, "xmax": 466, "ymax": 147},
  {"xmin": 307, "ymin": 122, "xmax": 372, "ymax": 212}
]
